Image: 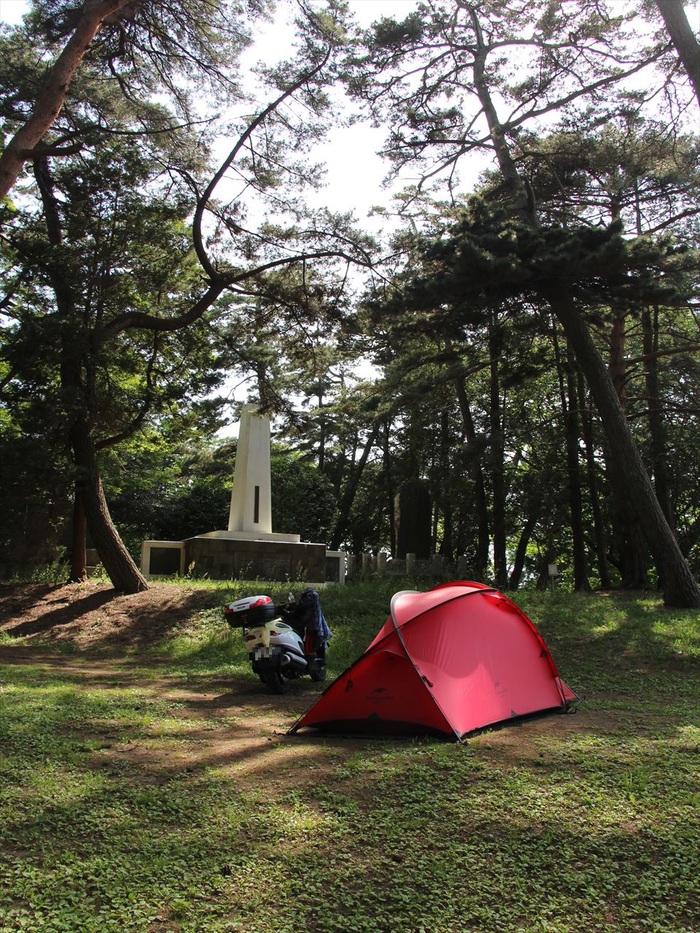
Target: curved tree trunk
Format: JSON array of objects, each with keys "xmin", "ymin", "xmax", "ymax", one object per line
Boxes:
[
  {"xmin": 509, "ymin": 506, "xmax": 539, "ymax": 590},
  {"xmin": 35, "ymin": 152, "xmax": 148, "ymax": 594},
  {"xmin": 71, "ymin": 412, "xmax": 148, "ymax": 593},
  {"xmin": 654, "ymin": 0, "xmax": 700, "ymax": 107},
  {"xmin": 546, "ymin": 284, "xmax": 700, "ymax": 608},
  {"xmin": 0, "ymin": 0, "xmax": 135, "ymax": 200}
]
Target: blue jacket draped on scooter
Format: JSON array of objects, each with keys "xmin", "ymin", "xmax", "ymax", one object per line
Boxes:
[{"xmin": 292, "ymin": 588, "xmax": 331, "ymax": 650}]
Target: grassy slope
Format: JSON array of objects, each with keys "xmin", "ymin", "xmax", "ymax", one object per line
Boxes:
[{"xmin": 0, "ymin": 582, "xmax": 698, "ymax": 933}]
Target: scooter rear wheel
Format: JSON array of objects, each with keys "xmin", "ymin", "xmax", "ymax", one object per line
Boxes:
[
  {"xmin": 309, "ymin": 663, "xmax": 327, "ymax": 682},
  {"xmin": 260, "ymin": 669, "xmax": 288, "ymax": 693}
]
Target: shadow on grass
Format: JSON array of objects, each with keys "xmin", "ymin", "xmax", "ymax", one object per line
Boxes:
[
  {"xmin": 0, "ymin": 581, "xmax": 231, "ymax": 650},
  {"xmin": 5, "ymin": 589, "xmax": 117, "ymax": 638}
]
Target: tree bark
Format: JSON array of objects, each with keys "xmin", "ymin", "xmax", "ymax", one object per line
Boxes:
[
  {"xmin": 383, "ymin": 420, "xmax": 397, "ymax": 557},
  {"xmin": 553, "ymin": 325, "xmax": 590, "ymax": 590},
  {"xmin": 642, "ymin": 306, "xmax": 674, "ymax": 526},
  {"xmin": 437, "ymin": 409, "xmax": 455, "ymax": 561},
  {"xmin": 488, "ymin": 314, "xmax": 508, "ymax": 589},
  {"xmin": 329, "ymin": 423, "xmax": 380, "ymax": 551},
  {"xmin": 564, "ymin": 347, "xmax": 590, "ymax": 590},
  {"xmin": 71, "ymin": 412, "xmax": 148, "ymax": 592},
  {"xmin": 654, "ymin": 0, "xmax": 700, "ymax": 107},
  {"xmin": 68, "ymin": 486, "xmax": 88, "ymax": 583},
  {"xmin": 453, "ymin": 375, "xmax": 490, "ymax": 579},
  {"xmin": 606, "ymin": 313, "xmax": 650, "ymax": 587},
  {"xmin": 0, "ymin": 0, "xmax": 135, "ymax": 201},
  {"xmin": 606, "ymin": 456, "xmax": 651, "ymax": 589},
  {"xmin": 577, "ymin": 371, "xmax": 611, "ymax": 588},
  {"xmin": 546, "ymin": 284, "xmax": 700, "ymax": 607}
]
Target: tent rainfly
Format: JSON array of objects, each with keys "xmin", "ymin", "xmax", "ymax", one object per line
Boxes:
[{"xmin": 290, "ymin": 582, "xmax": 577, "ymax": 741}]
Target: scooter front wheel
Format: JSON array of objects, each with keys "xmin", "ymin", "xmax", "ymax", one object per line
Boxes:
[{"xmin": 260, "ymin": 669, "xmax": 288, "ymax": 693}]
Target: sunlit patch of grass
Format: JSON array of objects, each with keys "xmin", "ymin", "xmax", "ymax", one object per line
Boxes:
[{"xmin": 651, "ymin": 614, "xmax": 700, "ymax": 657}]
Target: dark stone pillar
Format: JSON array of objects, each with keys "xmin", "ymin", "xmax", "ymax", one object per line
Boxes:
[{"xmin": 395, "ymin": 480, "xmax": 432, "ymax": 560}]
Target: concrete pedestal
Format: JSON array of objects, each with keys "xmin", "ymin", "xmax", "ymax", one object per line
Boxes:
[
  {"xmin": 184, "ymin": 534, "xmax": 327, "ymax": 582},
  {"xmin": 141, "ymin": 534, "xmax": 345, "ymax": 583}
]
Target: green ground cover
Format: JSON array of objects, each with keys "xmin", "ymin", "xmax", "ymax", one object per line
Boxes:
[{"xmin": 0, "ymin": 583, "xmax": 698, "ymax": 933}]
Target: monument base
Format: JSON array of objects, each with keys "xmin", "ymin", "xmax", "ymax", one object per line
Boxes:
[
  {"xmin": 141, "ymin": 534, "xmax": 345, "ymax": 583},
  {"xmin": 185, "ymin": 534, "xmax": 325, "ymax": 582}
]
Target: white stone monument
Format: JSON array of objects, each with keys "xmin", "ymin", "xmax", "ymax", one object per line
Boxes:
[
  {"xmin": 141, "ymin": 404, "xmax": 345, "ymax": 582},
  {"xmin": 204, "ymin": 404, "xmax": 299, "ymax": 543},
  {"xmin": 227, "ymin": 403, "xmax": 273, "ymax": 535}
]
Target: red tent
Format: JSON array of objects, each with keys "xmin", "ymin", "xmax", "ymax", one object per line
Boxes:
[{"xmin": 290, "ymin": 582, "xmax": 577, "ymax": 741}]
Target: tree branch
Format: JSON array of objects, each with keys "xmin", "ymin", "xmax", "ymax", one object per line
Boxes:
[
  {"xmin": 191, "ymin": 47, "xmax": 333, "ymax": 279},
  {"xmin": 0, "ymin": 0, "xmax": 140, "ymax": 201}
]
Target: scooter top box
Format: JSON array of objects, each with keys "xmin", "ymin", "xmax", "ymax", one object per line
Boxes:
[{"xmin": 224, "ymin": 594, "xmax": 278, "ymax": 628}]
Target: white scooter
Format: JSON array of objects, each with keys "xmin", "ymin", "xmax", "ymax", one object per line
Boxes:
[{"xmin": 224, "ymin": 591, "xmax": 330, "ymax": 694}]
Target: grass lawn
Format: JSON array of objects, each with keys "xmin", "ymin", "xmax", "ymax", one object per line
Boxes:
[{"xmin": 0, "ymin": 581, "xmax": 698, "ymax": 933}]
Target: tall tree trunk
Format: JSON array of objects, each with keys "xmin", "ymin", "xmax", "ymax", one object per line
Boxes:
[
  {"xmin": 316, "ymin": 387, "xmax": 326, "ymax": 473},
  {"xmin": 553, "ymin": 326, "xmax": 590, "ymax": 590},
  {"xmin": 437, "ymin": 409, "xmax": 455, "ymax": 561},
  {"xmin": 546, "ymin": 284, "xmax": 700, "ymax": 608},
  {"xmin": 488, "ymin": 314, "xmax": 508, "ymax": 589},
  {"xmin": 577, "ymin": 371, "xmax": 612, "ymax": 588},
  {"xmin": 68, "ymin": 486, "xmax": 88, "ymax": 583},
  {"xmin": 453, "ymin": 375, "xmax": 490, "ymax": 579},
  {"xmin": 642, "ymin": 305, "xmax": 674, "ymax": 526},
  {"xmin": 329, "ymin": 423, "xmax": 380, "ymax": 551},
  {"xmin": 606, "ymin": 313, "xmax": 650, "ymax": 587},
  {"xmin": 564, "ymin": 347, "xmax": 590, "ymax": 590},
  {"xmin": 71, "ymin": 412, "xmax": 148, "ymax": 592},
  {"xmin": 381, "ymin": 420, "xmax": 397, "ymax": 557}
]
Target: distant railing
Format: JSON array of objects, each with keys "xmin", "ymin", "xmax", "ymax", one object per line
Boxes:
[{"xmin": 345, "ymin": 552, "xmax": 474, "ymax": 581}]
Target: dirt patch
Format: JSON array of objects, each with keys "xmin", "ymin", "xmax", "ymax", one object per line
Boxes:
[{"xmin": 0, "ymin": 581, "xmax": 223, "ymax": 648}]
